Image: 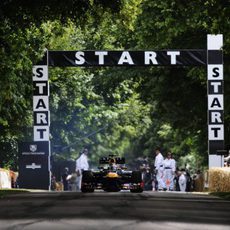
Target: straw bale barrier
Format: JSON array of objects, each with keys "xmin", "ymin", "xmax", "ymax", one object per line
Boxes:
[
  {"xmin": 0, "ymin": 168, "xmax": 11, "ymax": 189},
  {"xmin": 208, "ymin": 167, "xmax": 230, "ymax": 192},
  {"xmin": 0, "ymin": 169, "xmax": 18, "ymax": 189}
]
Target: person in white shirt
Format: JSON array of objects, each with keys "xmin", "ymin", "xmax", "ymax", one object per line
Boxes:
[
  {"xmin": 163, "ymin": 151, "xmax": 176, "ymax": 191},
  {"xmin": 178, "ymin": 169, "xmax": 187, "ymax": 192},
  {"xmin": 76, "ymin": 148, "xmax": 89, "ymax": 191},
  {"xmin": 154, "ymin": 147, "xmax": 166, "ymax": 191}
]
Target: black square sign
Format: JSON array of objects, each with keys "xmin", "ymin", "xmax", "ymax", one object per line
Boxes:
[{"xmin": 18, "ymin": 141, "xmax": 50, "ymax": 190}]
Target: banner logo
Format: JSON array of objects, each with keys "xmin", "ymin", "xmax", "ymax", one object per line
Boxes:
[{"xmin": 30, "ymin": 144, "xmax": 37, "ymax": 152}]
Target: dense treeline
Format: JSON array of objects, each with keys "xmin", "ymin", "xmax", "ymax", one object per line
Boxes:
[{"xmin": 0, "ymin": 0, "xmax": 229, "ymax": 171}]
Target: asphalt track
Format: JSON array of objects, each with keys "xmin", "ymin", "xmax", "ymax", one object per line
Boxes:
[{"xmin": 0, "ymin": 191, "xmax": 229, "ymax": 230}]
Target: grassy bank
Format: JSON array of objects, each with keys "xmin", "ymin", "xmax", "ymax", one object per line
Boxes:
[
  {"xmin": 0, "ymin": 189, "xmax": 29, "ymax": 198},
  {"xmin": 210, "ymin": 192, "xmax": 230, "ymax": 201}
]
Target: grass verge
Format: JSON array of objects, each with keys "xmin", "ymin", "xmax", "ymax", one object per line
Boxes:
[
  {"xmin": 0, "ymin": 189, "xmax": 29, "ymax": 198},
  {"xmin": 209, "ymin": 192, "xmax": 230, "ymax": 201}
]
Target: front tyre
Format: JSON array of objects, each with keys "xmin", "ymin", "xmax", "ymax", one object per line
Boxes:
[
  {"xmin": 130, "ymin": 171, "xmax": 143, "ymax": 193},
  {"xmin": 81, "ymin": 170, "xmax": 95, "ymax": 193}
]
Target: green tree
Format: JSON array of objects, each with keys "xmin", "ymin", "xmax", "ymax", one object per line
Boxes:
[
  {"xmin": 1, "ymin": 0, "xmax": 229, "ymax": 170},
  {"xmin": 129, "ymin": 0, "xmax": 230, "ymax": 166},
  {"xmin": 0, "ymin": 1, "xmax": 124, "ymax": 168}
]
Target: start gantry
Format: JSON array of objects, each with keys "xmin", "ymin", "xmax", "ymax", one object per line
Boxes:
[{"xmin": 47, "ymin": 50, "xmax": 206, "ymax": 66}]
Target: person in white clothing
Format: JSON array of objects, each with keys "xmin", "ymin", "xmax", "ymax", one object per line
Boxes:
[
  {"xmin": 163, "ymin": 151, "xmax": 176, "ymax": 191},
  {"xmin": 178, "ymin": 169, "xmax": 187, "ymax": 192},
  {"xmin": 154, "ymin": 147, "xmax": 166, "ymax": 191},
  {"xmin": 76, "ymin": 148, "xmax": 89, "ymax": 191}
]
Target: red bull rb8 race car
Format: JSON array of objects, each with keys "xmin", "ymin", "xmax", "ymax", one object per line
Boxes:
[{"xmin": 81, "ymin": 155, "xmax": 143, "ymax": 193}]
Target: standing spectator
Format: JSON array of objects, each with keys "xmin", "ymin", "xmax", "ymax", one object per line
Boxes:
[
  {"xmin": 51, "ymin": 173, "xmax": 57, "ymax": 191},
  {"xmin": 163, "ymin": 151, "xmax": 176, "ymax": 191},
  {"xmin": 224, "ymin": 151, "xmax": 230, "ymax": 167},
  {"xmin": 151, "ymin": 170, "xmax": 158, "ymax": 191},
  {"xmin": 174, "ymin": 169, "xmax": 180, "ymax": 191},
  {"xmin": 68, "ymin": 172, "xmax": 77, "ymax": 191},
  {"xmin": 193, "ymin": 170, "xmax": 204, "ymax": 192},
  {"xmin": 61, "ymin": 167, "xmax": 69, "ymax": 191},
  {"xmin": 154, "ymin": 147, "xmax": 166, "ymax": 191},
  {"xmin": 178, "ymin": 169, "xmax": 187, "ymax": 192},
  {"xmin": 185, "ymin": 169, "xmax": 192, "ymax": 192},
  {"xmin": 143, "ymin": 166, "xmax": 153, "ymax": 191},
  {"xmin": 76, "ymin": 148, "xmax": 89, "ymax": 191}
]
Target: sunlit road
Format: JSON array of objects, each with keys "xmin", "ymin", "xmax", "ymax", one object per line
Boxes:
[{"xmin": 0, "ymin": 191, "xmax": 229, "ymax": 230}]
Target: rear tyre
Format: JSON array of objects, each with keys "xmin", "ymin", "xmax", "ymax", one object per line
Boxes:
[
  {"xmin": 131, "ymin": 171, "xmax": 142, "ymax": 183},
  {"xmin": 130, "ymin": 171, "xmax": 143, "ymax": 193},
  {"xmin": 82, "ymin": 170, "xmax": 94, "ymax": 182}
]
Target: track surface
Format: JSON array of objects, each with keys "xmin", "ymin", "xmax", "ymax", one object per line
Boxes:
[{"xmin": 0, "ymin": 191, "xmax": 229, "ymax": 230}]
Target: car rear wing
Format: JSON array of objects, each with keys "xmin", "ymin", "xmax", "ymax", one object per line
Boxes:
[{"xmin": 99, "ymin": 156, "xmax": 125, "ymax": 164}]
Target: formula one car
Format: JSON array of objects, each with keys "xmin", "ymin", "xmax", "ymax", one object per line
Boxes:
[{"xmin": 81, "ymin": 155, "xmax": 143, "ymax": 193}]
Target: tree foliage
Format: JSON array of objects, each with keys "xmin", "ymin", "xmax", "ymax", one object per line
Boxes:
[
  {"xmin": 130, "ymin": 0, "xmax": 230, "ymax": 166},
  {"xmin": 0, "ymin": 0, "xmax": 229, "ymax": 170}
]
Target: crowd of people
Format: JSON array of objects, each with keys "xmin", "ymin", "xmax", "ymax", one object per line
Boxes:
[
  {"xmin": 51, "ymin": 148, "xmax": 89, "ymax": 191},
  {"xmin": 140, "ymin": 147, "xmax": 204, "ymax": 192},
  {"xmin": 51, "ymin": 146, "xmax": 203, "ymax": 192}
]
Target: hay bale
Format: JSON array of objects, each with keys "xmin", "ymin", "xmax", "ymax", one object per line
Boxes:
[
  {"xmin": 55, "ymin": 182, "xmax": 63, "ymax": 191},
  {"xmin": 0, "ymin": 168, "xmax": 11, "ymax": 189},
  {"xmin": 208, "ymin": 168, "xmax": 230, "ymax": 192}
]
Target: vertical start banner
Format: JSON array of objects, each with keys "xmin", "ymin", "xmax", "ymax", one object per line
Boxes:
[
  {"xmin": 33, "ymin": 64, "xmax": 50, "ymax": 141},
  {"xmin": 21, "ymin": 52, "xmax": 51, "ymax": 190},
  {"xmin": 207, "ymin": 35, "xmax": 224, "ymax": 167}
]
